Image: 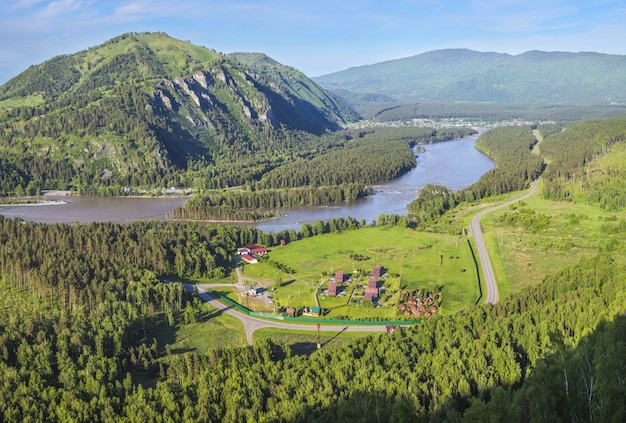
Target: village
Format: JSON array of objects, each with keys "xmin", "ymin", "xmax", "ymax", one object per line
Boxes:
[{"xmin": 233, "ymin": 244, "xmax": 441, "ymax": 320}]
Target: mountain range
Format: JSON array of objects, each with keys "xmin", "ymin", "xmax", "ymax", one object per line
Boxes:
[
  {"xmin": 314, "ymin": 49, "xmax": 626, "ymax": 105},
  {"xmin": 2, "ymin": 33, "xmax": 626, "ymax": 195},
  {"xmin": 0, "ymin": 32, "xmax": 357, "ymax": 193}
]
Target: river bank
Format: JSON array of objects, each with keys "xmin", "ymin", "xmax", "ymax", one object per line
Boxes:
[{"xmin": 0, "ymin": 135, "xmax": 493, "ymax": 228}]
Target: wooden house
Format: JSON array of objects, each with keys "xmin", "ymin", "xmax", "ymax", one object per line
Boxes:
[
  {"xmin": 241, "ymin": 253, "xmax": 258, "ymax": 264},
  {"xmin": 372, "ymin": 265, "xmax": 382, "ymax": 278},
  {"xmin": 368, "ymin": 277, "xmax": 378, "ymax": 289},
  {"xmin": 251, "ymin": 247, "xmax": 268, "ymax": 256},
  {"xmin": 335, "ymin": 270, "xmax": 344, "ymax": 283},
  {"xmin": 328, "ymin": 281, "xmax": 338, "ymax": 297}
]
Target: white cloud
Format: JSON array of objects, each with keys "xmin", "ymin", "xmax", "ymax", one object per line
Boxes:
[
  {"xmin": 112, "ymin": 0, "xmax": 183, "ymax": 22},
  {"xmin": 41, "ymin": 0, "xmax": 83, "ymax": 17}
]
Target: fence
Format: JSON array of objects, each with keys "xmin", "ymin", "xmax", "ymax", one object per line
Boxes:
[{"xmin": 209, "ymin": 290, "xmax": 418, "ymax": 326}]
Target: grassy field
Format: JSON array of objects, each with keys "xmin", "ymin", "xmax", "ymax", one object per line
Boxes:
[
  {"xmin": 152, "ymin": 305, "xmax": 246, "ymax": 357},
  {"xmin": 0, "ymin": 93, "xmax": 44, "ymax": 112},
  {"xmin": 241, "ymin": 226, "xmax": 479, "ymax": 315},
  {"xmin": 253, "ymin": 328, "xmax": 377, "ymax": 355},
  {"xmin": 483, "ymin": 184, "xmax": 626, "ymax": 293}
]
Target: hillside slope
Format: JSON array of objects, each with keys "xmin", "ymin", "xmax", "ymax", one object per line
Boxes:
[
  {"xmin": 314, "ymin": 49, "xmax": 626, "ymax": 105},
  {"xmin": 0, "ymin": 32, "xmax": 356, "ymax": 194}
]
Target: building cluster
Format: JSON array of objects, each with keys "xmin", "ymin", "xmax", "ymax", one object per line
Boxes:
[
  {"xmin": 237, "ymin": 245, "xmax": 268, "ymax": 264},
  {"xmin": 326, "ymin": 265, "xmax": 385, "ymax": 303},
  {"xmin": 398, "ymin": 290, "xmax": 438, "ymax": 318},
  {"xmin": 284, "ymin": 306, "xmax": 320, "ymax": 317}
]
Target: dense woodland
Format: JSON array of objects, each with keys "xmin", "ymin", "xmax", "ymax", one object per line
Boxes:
[
  {"xmin": 0, "ymin": 213, "xmax": 623, "ymax": 421},
  {"xmin": 0, "ymin": 81, "xmax": 344, "ymax": 194},
  {"xmin": 167, "ymin": 183, "xmax": 371, "ymax": 221},
  {"xmin": 541, "ymin": 116, "xmax": 626, "ymax": 206},
  {"xmin": 0, "ymin": 117, "xmax": 625, "ymax": 421}
]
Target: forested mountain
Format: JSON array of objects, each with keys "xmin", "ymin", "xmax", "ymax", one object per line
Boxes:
[
  {"xmin": 314, "ymin": 49, "xmax": 626, "ymax": 105},
  {"xmin": 0, "ymin": 115, "xmax": 625, "ymax": 420},
  {"xmin": 0, "ymin": 32, "xmax": 358, "ymax": 195}
]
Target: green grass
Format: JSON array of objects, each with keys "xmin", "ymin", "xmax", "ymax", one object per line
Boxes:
[
  {"xmin": 0, "ymin": 94, "xmax": 44, "ymax": 111},
  {"xmin": 243, "ymin": 226, "xmax": 479, "ymax": 315},
  {"xmin": 484, "ymin": 193, "xmax": 626, "ymax": 293},
  {"xmin": 253, "ymin": 328, "xmax": 378, "ymax": 355},
  {"xmin": 152, "ymin": 305, "xmax": 246, "ymax": 357},
  {"xmin": 273, "ymin": 278, "xmax": 317, "ymax": 310}
]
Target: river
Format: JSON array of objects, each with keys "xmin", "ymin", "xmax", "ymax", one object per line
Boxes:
[
  {"xmin": 255, "ymin": 133, "xmax": 493, "ymax": 232},
  {"xmin": 0, "ymin": 134, "xmax": 493, "ymax": 230}
]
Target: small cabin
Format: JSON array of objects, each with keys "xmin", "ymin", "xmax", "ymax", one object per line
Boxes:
[
  {"xmin": 372, "ymin": 265, "xmax": 382, "ymax": 278},
  {"xmin": 368, "ymin": 277, "xmax": 378, "ymax": 289},
  {"xmin": 250, "ymin": 247, "xmax": 268, "ymax": 256},
  {"xmin": 241, "ymin": 253, "xmax": 258, "ymax": 264}
]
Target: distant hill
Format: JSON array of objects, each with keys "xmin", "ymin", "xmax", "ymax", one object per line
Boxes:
[
  {"xmin": 314, "ymin": 49, "xmax": 626, "ymax": 105},
  {"xmin": 0, "ymin": 32, "xmax": 358, "ymax": 194}
]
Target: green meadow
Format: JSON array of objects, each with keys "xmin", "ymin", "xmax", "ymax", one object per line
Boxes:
[
  {"xmin": 253, "ymin": 328, "xmax": 374, "ymax": 355},
  {"xmin": 241, "ymin": 226, "xmax": 480, "ymax": 315},
  {"xmin": 153, "ymin": 304, "xmax": 247, "ymax": 357},
  {"xmin": 483, "ymin": 182, "xmax": 626, "ymax": 294}
]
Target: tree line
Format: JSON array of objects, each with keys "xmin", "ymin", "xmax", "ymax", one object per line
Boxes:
[
  {"xmin": 540, "ymin": 116, "xmax": 626, "ymax": 205},
  {"xmin": 168, "ymin": 183, "xmax": 371, "ymax": 221},
  {"xmin": 0, "ymin": 217, "xmax": 623, "ymax": 421},
  {"xmin": 165, "ymin": 127, "xmax": 473, "ymax": 221},
  {"xmin": 408, "ymin": 125, "xmax": 545, "ymax": 229}
]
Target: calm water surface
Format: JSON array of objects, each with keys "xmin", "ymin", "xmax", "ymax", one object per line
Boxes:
[
  {"xmin": 0, "ymin": 196, "xmax": 189, "ymax": 224},
  {"xmin": 255, "ymin": 134, "xmax": 493, "ymax": 232},
  {"xmin": 0, "ymin": 134, "xmax": 493, "ymax": 230}
]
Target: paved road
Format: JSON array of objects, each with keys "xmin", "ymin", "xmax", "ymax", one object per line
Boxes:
[
  {"xmin": 470, "ymin": 179, "xmax": 540, "ymax": 304},
  {"xmin": 185, "ymin": 284, "xmax": 390, "ymax": 345},
  {"xmin": 186, "ymin": 180, "xmax": 542, "ymax": 344}
]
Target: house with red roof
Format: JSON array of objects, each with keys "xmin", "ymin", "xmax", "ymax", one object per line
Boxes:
[
  {"xmin": 368, "ymin": 277, "xmax": 378, "ymax": 289},
  {"xmin": 372, "ymin": 265, "xmax": 382, "ymax": 278},
  {"xmin": 241, "ymin": 253, "xmax": 258, "ymax": 264},
  {"xmin": 328, "ymin": 281, "xmax": 338, "ymax": 297},
  {"xmin": 335, "ymin": 271, "xmax": 344, "ymax": 283}
]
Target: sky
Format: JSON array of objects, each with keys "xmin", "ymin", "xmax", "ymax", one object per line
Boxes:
[{"xmin": 1, "ymin": 0, "xmax": 626, "ymax": 84}]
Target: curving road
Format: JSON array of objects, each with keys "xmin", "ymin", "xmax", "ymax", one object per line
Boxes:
[
  {"xmin": 185, "ymin": 180, "xmax": 539, "ymax": 343},
  {"xmin": 469, "ymin": 179, "xmax": 540, "ymax": 304},
  {"xmin": 185, "ymin": 284, "xmax": 390, "ymax": 345}
]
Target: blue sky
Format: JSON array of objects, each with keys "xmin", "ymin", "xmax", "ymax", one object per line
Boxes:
[{"xmin": 1, "ymin": 0, "xmax": 626, "ymax": 84}]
